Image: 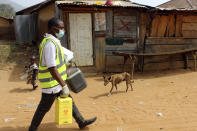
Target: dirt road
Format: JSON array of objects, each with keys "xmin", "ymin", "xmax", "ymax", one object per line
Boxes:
[{"xmin": 1, "ymin": 65, "xmax": 197, "ymax": 131}]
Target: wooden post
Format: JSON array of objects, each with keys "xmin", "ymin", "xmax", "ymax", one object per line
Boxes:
[
  {"xmin": 129, "ymin": 55, "xmax": 136, "ymax": 80},
  {"xmin": 192, "ymin": 51, "xmax": 197, "ymax": 71},
  {"xmin": 123, "ymin": 56, "xmax": 128, "ymax": 72},
  {"xmin": 183, "ymin": 53, "xmax": 188, "ymax": 69}
]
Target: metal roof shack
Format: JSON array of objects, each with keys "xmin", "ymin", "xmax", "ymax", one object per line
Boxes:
[{"xmin": 55, "ymin": 0, "xmax": 150, "ymax": 9}]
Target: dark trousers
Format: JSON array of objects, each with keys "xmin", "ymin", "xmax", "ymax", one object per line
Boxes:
[{"xmin": 29, "ymin": 92, "xmax": 84, "ymax": 131}]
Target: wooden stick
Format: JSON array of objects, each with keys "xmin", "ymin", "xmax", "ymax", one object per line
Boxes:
[
  {"xmin": 129, "ymin": 55, "xmax": 136, "ymax": 80},
  {"xmin": 183, "ymin": 53, "xmax": 188, "ymax": 69},
  {"xmin": 123, "ymin": 56, "xmax": 129, "ymax": 72},
  {"xmin": 192, "ymin": 51, "xmax": 197, "ymax": 71}
]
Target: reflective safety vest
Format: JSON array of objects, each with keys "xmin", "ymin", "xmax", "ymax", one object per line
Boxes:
[{"xmin": 38, "ymin": 37, "xmax": 67, "ymax": 89}]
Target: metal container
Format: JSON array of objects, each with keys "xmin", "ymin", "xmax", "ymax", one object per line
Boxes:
[{"xmin": 66, "ymin": 67, "xmax": 87, "ymax": 93}]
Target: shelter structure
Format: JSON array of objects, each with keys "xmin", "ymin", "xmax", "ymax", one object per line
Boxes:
[
  {"xmin": 0, "ymin": 16, "xmax": 15, "ymax": 40},
  {"xmin": 15, "ymin": 0, "xmax": 197, "ymax": 73},
  {"xmin": 54, "ymin": 0, "xmax": 150, "ymax": 72}
]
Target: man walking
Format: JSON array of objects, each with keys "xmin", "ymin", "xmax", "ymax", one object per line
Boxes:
[{"xmin": 29, "ymin": 17, "xmax": 96, "ymax": 131}]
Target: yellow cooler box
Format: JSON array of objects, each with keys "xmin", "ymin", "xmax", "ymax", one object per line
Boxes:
[{"xmin": 55, "ymin": 97, "xmax": 72, "ymax": 125}]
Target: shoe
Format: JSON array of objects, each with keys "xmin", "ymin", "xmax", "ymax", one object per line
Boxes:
[
  {"xmin": 33, "ymin": 85, "xmax": 38, "ymax": 90},
  {"xmin": 29, "ymin": 126, "xmax": 37, "ymax": 131},
  {"xmin": 79, "ymin": 117, "xmax": 97, "ymax": 129}
]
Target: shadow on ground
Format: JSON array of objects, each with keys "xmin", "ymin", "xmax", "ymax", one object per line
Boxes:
[
  {"xmin": 9, "ymin": 87, "xmax": 34, "ymax": 93},
  {"xmin": 90, "ymin": 91, "xmax": 127, "ymax": 99},
  {"xmin": 0, "ymin": 122, "xmax": 89, "ymax": 131}
]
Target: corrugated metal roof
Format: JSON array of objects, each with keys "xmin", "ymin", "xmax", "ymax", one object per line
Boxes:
[
  {"xmin": 157, "ymin": 0, "xmax": 197, "ymax": 10},
  {"xmin": 56, "ymin": 1, "xmax": 149, "ymax": 8},
  {"xmin": 156, "ymin": 7, "xmax": 197, "ymax": 11}
]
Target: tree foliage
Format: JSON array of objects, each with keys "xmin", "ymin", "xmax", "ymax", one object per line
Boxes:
[{"xmin": 0, "ymin": 4, "xmax": 15, "ymax": 19}]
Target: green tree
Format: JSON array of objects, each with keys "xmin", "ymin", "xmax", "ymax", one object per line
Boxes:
[{"xmin": 0, "ymin": 4, "xmax": 15, "ymax": 19}]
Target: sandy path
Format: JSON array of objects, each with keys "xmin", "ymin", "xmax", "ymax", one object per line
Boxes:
[{"xmin": 1, "ymin": 66, "xmax": 197, "ymax": 131}]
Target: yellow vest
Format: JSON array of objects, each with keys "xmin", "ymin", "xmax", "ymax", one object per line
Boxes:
[{"xmin": 38, "ymin": 37, "xmax": 67, "ymax": 89}]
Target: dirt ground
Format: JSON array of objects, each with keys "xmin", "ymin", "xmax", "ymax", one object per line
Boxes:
[{"xmin": 1, "ymin": 64, "xmax": 197, "ymax": 131}]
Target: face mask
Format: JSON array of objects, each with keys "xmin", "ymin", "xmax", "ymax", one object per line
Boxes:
[{"xmin": 55, "ymin": 30, "xmax": 65, "ymax": 38}]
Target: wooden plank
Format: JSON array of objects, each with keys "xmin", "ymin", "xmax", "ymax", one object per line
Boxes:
[
  {"xmin": 105, "ymin": 55, "xmax": 124, "ymax": 65},
  {"xmin": 105, "ymin": 55, "xmax": 134, "ymax": 73},
  {"xmin": 138, "ymin": 13, "xmax": 149, "ymax": 71},
  {"xmin": 175, "ymin": 15, "xmax": 182, "ymax": 37},
  {"xmin": 106, "ymin": 10, "xmax": 113, "ymax": 37},
  {"xmin": 166, "ymin": 15, "xmax": 175, "ymax": 37},
  {"xmin": 105, "ymin": 64, "xmax": 134, "ymax": 73},
  {"xmin": 114, "ymin": 31, "xmax": 137, "ymax": 38},
  {"xmin": 64, "ymin": 12, "xmax": 71, "ymax": 49},
  {"xmin": 140, "ymin": 13, "xmax": 149, "ymax": 25},
  {"xmin": 182, "ymin": 16, "xmax": 197, "ymax": 23},
  {"xmin": 113, "ymin": 15, "xmax": 137, "ymax": 38},
  {"xmin": 139, "ymin": 13, "xmax": 149, "ymax": 52},
  {"xmin": 146, "ymin": 37, "xmax": 197, "ymax": 46},
  {"xmin": 143, "ymin": 59, "xmax": 196, "ymax": 71},
  {"xmin": 79, "ymin": 66, "xmax": 97, "ymax": 73},
  {"xmin": 157, "ymin": 15, "xmax": 169, "ymax": 37},
  {"xmin": 182, "ymin": 23, "xmax": 197, "ymax": 31},
  {"xmin": 143, "ymin": 60, "xmax": 185, "ymax": 71},
  {"xmin": 95, "ymin": 37, "xmax": 106, "ymax": 72},
  {"xmin": 105, "ymin": 58, "xmax": 197, "ymax": 72},
  {"xmin": 106, "ymin": 43, "xmax": 137, "ymax": 53},
  {"xmin": 182, "ymin": 30, "xmax": 197, "ymax": 38},
  {"xmin": 144, "ymin": 54, "xmax": 184, "ymax": 63},
  {"xmin": 190, "ymin": 40, "xmax": 197, "ymax": 45},
  {"xmin": 113, "ymin": 8, "xmax": 137, "ymax": 16},
  {"xmin": 139, "ymin": 24, "xmax": 146, "ymax": 51},
  {"xmin": 114, "ymin": 16, "xmax": 137, "ymax": 23},
  {"xmin": 124, "ymin": 38, "xmax": 137, "ymax": 43},
  {"xmin": 145, "ymin": 44, "xmax": 192, "ymax": 53},
  {"xmin": 145, "ymin": 37, "xmax": 193, "ymax": 45},
  {"xmin": 150, "ymin": 15, "xmax": 160, "ymax": 37},
  {"xmin": 112, "ymin": 47, "xmax": 197, "ymax": 56},
  {"xmin": 136, "ymin": 11, "xmax": 140, "ymax": 52}
]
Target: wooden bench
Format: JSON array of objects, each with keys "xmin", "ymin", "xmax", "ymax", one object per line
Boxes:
[{"xmin": 112, "ymin": 48, "xmax": 197, "ymax": 79}]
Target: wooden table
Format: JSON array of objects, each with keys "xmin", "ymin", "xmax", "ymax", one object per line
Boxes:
[{"xmin": 113, "ymin": 48, "xmax": 197, "ymax": 79}]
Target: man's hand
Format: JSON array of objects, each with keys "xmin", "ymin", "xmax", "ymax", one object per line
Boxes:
[{"xmin": 60, "ymin": 85, "xmax": 70, "ymax": 98}]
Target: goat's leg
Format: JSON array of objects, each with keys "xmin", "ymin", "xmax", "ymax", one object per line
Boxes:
[
  {"xmin": 115, "ymin": 84, "xmax": 118, "ymax": 94},
  {"xmin": 108, "ymin": 83, "xmax": 114, "ymax": 96},
  {"xmin": 130, "ymin": 82, "xmax": 133, "ymax": 91},
  {"xmin": 126, "ymin": 81, "xmax": 130, "ymax": 92}
]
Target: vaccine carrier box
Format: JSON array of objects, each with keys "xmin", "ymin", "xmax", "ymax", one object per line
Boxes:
[{"xmin": 55, "ymin": 97, "xmax": 72, "ymax": 125}]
